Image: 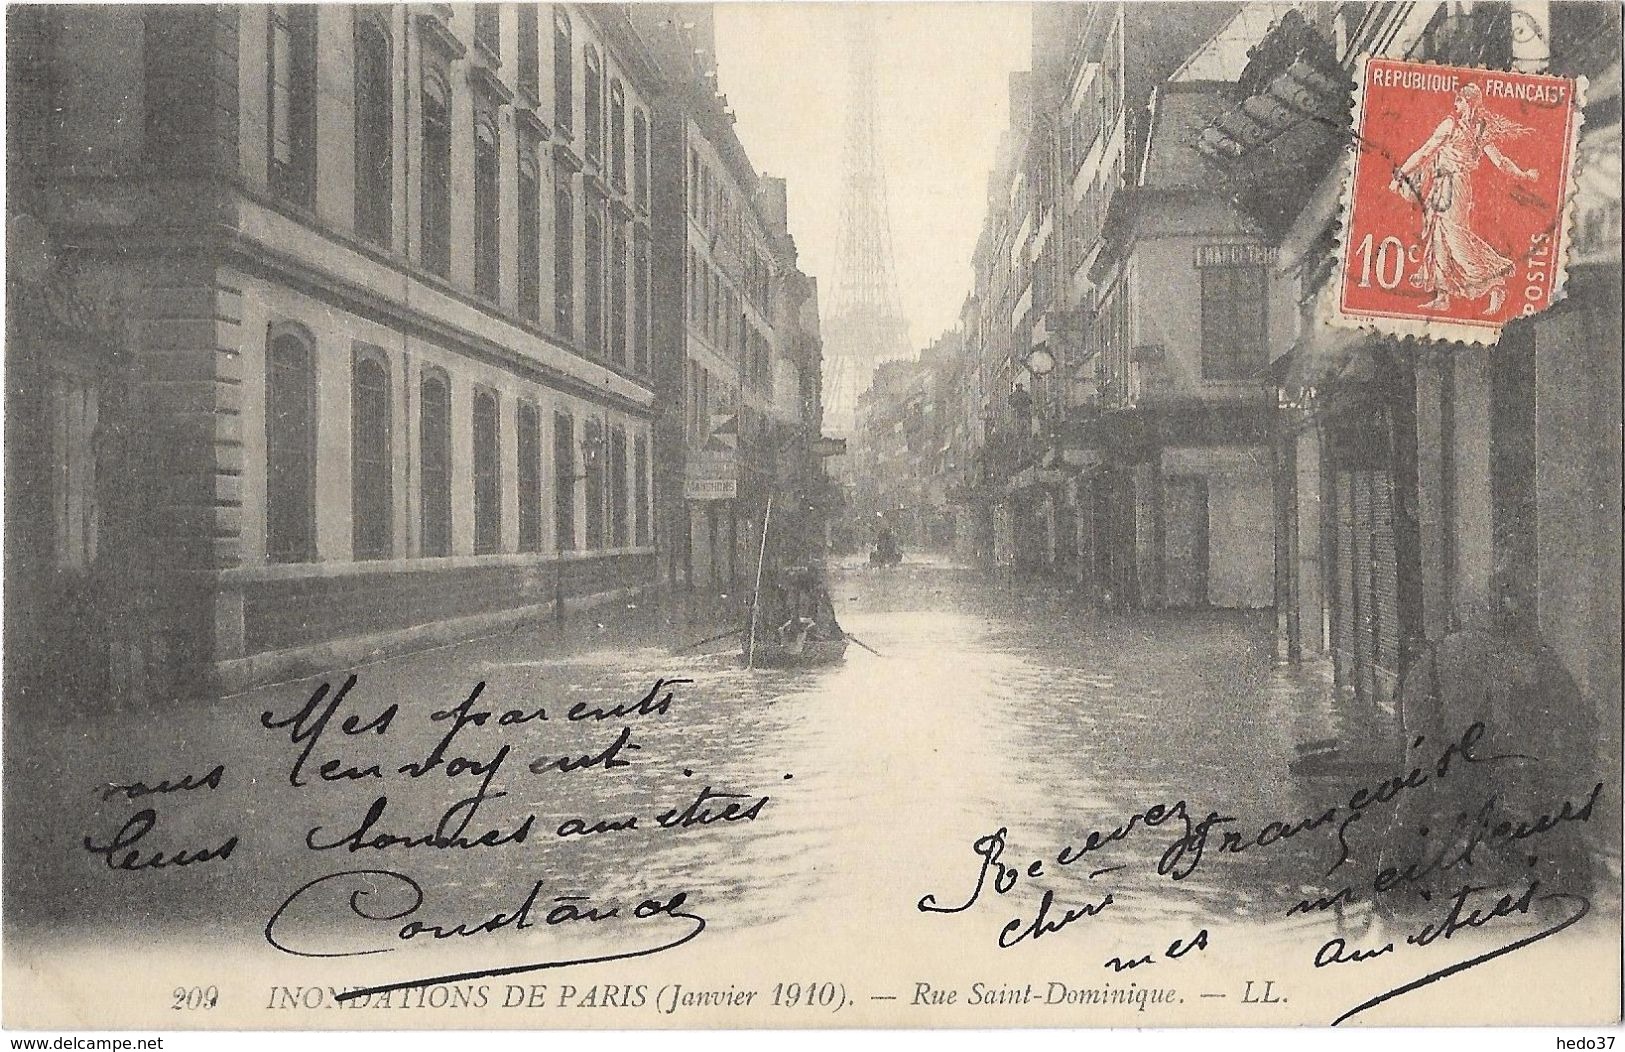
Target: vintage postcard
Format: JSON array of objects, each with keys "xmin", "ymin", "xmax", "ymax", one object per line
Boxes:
[{"xmin": 4, "ymin": 0, "xmax": 1621, "ymax": 1035}]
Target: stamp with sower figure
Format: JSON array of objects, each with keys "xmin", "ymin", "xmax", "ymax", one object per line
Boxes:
[{"xmin": 1332, "ymin": 57, "xmax": 1585, "ymax": 344}]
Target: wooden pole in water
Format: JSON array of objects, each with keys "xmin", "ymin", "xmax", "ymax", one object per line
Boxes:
[{"xmin": 746, "ymin": 493, "xmax": 773, "ymax": 669}]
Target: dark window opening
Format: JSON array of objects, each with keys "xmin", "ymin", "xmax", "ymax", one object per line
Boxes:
[
  {"xmin": 1200, "ymin": 264, "xmax": 1266, "ymax": 381},
  {"xmin": 610, "ymin": 224, "xmax": 627, "ymax": 366},
  {"xmin": 553, "ymin": 12, "xmax": 573, "ymax": 135},
  {"xmin": 583, "ymin": 46, "xmax": 602, "ymax": 164},
  {"xmin": 353, "ymin": 13, "xmax": 393, "ymax": 246},
  {"xmin": 474, "ymin": 115, "xmax": 501, "ymax": 300},
  {"xmin": 516, "ymin": 5, "xmax": 539, "ymax": 98},
  {"xmin": 633, "ymin": 434, "xmax": 650, "ymax": 546},
  {"xmin": 268, "ymin": 5, "xmax": 318, "ymax": 205},
  {"xmin": 518, "ymin": 148, "xmax": 541, "ymax": 322},
  {"xmin": 420, "ymin": 75, "xmax": 452, "ymax": 277},
  {"xmin": 554, "ymin": 183, "xmax": 574, "ymax": 335},
  {"xmin": 267, "ymin": 330, "xmax": 315, "ymax": 562},
  {"xmin": 609, "ymin": 425, "xmax": 628, "ymax": 548},
  {"xmin": 554, "ymin": 411, "xmax": 576, "ymax": 551},
  {"xmin": 585, "ymin": 207, "xmax": 604, "ymax": 354},
  {"xmin": 351, "ymin": 355, "xmax": 392, "ymax": 559},
  {"xmin": 473, "ymin": 390, "xmax": 501, "ymax": 554},
  {"xmin": 419, "ymin": 373, "xmax": 452, "ymax": 556},
  {"xmin": 517, "ymin": 402, "xmax": 542, "ymax": 552}
]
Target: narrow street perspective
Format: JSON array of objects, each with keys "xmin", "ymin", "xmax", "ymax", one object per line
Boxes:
[{"xmin": 4, "ymin": 0, "xmax": 1621, "ymax": 1033}]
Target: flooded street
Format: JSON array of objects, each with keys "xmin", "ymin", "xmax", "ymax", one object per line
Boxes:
[
  {"xmin": 8, "ymin": 557, "xmax": 1617, "ymax": 1028},
  {"xmin": 11, "ymin": 558, "xmax": 1352, "ymax": 939}
]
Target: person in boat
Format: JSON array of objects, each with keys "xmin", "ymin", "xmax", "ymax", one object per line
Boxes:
[{"xmin": 775, "ymin": 567, "xmax": 834, "ymax": 649}]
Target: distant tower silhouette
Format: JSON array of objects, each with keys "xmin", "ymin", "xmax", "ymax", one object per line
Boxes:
[{"xmin": 822, "ymin": 7, "xmax": 911, "ymax": 435}]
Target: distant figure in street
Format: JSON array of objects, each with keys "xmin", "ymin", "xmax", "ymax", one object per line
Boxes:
[{"xmin": 871, "ymin": 527, "xmax": 901, "ymax": 567}]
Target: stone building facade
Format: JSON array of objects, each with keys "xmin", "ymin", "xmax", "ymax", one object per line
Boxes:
[{"xmin": 6, "ymin": 4, "xmax": 677, "ymax": 699}]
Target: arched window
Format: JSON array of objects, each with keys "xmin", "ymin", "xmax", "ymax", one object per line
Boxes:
[
  {"xmin": 268, "ymin": 4, "xmax": 317, "ymax": 205},
  {"xmin": 474, "ymin": 113, "xmax": 500, "ymax": 299},
  {"xmin": 420, "ymin": 73, "xmax": 451, "ymax": 277},
  {"xmin": 583, "ymin": 46, "xmax": 602, "ymax": 164},
  {"xmin": 472, "ymin": 389, "xmax": 501, "ymax": 554},
  {"xmin": 266, "ymin": 326, "xmax": 315, "ymax": 562},
  {"xmin": 353, "ymin": 11, "xmax": 392, "ymax": 246},
  {"xmin": 351, "ymin": 352, "xmax": 392, "ymax": 559},
  {"xmin": 419, "ymin": 370, "xmax": 451, "ymax": 556},
  {"xmin": 518, "ymin": 144, "xmax": 541, "ymax": 323},
  {"xmin": 554, "ymin": 183, "xmax": 574, "ymax": 335},
  {"xmin": 609, "ymin": 80, "xmax": 626, "ymax": 189},
  {"xmin": 516, "ymin": 401, "xmax": 542, "ymax": 552},
  {"xmin": 553, "ymin": 11, "xmax": 573, "ymax": 135},
  {"xmin": 632, "ymin": 108, "xmax": 649, "ymax": 208}
]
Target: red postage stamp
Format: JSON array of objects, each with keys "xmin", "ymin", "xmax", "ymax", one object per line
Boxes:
[{"xmin": 1333, "ymin": 57, "xmax": 1586, "ymax": 344}]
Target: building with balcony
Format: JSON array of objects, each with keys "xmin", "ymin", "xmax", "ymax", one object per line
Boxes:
[{"xmin": 6, "ymin": 3, "xmax": 668, "ymax": 700}]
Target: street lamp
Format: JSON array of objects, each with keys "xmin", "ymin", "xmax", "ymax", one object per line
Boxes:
[{"xmin": 555, "ymin": 422, "xmax": 608, "ymax": 632}]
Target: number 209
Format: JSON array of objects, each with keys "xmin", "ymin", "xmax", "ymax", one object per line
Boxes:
[{"xmin": 172, "ymin": 985, "xmax": 218, "ymax": 1010}]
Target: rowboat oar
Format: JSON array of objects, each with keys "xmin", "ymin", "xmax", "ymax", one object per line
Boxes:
[
  {"xmin": 674, "ymin": 625, "xmax": 744, "ymax": 653},
  {"xmin": 844, "ymin": 631, "xmax": 885, "ymax": 657}
]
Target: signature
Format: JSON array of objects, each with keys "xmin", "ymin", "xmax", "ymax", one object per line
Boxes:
[{"xmin": 265, "ymin": 869, "xmax": 705, "ymax": 1000}]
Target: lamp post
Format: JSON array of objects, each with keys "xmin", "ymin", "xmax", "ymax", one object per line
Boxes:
[{"xmin": 555, "ymin": 423, "xmax": 607, "ymax": 633}]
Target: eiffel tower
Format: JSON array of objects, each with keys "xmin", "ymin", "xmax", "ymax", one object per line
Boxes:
[{"xmin": 822, "ymin": 6, "xmax": 912, "ymax": 436}]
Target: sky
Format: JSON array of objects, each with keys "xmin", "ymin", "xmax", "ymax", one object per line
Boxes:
[{"xmin": 714, "ymin": 2, "xmax": 1033, "ymax": 352}]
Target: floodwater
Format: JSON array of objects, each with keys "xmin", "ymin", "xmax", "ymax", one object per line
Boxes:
[
  {"xmin": 7, "ymin": 556, "xmax": 1615, "ymax": 1025},
  {"xmin": 9, "ymin": 557, "xmax": 1359, "ymax": 934}
]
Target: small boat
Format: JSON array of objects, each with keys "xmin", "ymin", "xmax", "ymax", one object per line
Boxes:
[
  {"xmin": 742, "ymin": 495, "xmax": 849, "ymax": 669},
  {"xmin": 745, "ymin": 633, "xmax": 850, "ymax": 668}
]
